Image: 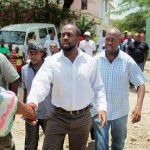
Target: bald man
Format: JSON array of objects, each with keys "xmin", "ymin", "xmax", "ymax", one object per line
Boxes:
[
  {"xmin": 127, "ymin": 32, "xmax": 149, "ymax": 71},
  {"xmin": 93, "ymin": 28, "xmax": 146, "ymax": 150}
]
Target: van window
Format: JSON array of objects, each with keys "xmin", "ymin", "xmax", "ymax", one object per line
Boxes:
[
  {"xmin": 27, "ymin": 32, "xmax": 35, "ymax": 39},
  {"xmin": 47, "ymin": 27, "xmax": 55, "ymax": 35},
  {"xmin": 38, "ymin": 28, "xmax": 47, "ymax": 39},
  {"xmin": 0, "ymin": 31, "xmax": 26, "ymax": 45}
]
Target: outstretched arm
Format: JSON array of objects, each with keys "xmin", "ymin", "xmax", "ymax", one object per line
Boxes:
[{"xmin": 131, "ymin": 84, "xmax": 145, "ymax": 123}]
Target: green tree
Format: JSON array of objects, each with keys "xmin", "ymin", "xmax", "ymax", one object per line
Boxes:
[
  {"xmin": 76, "ymin": 16, "xmax": 97, "ymax": 37},
  {"xmin": 0, "ymin": 0, "xmax": 77, "ymax": 27},
  {"xmin": 112, "ymin": 11, "xmax": 148, "ymax": 32},
  {"xmin": 111, "ymin": 0, "xmax": 150, "ymax": 32}
]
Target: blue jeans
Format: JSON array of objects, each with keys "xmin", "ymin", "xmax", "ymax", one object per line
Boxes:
[{"xmin": 93, "ymin": 115, "xmax": 128, "ymax": 150}]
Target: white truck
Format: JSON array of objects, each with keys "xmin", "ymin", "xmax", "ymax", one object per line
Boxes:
[{"xmin": 0, "ymin": 23, "xmax": 58, "ymax": 53}]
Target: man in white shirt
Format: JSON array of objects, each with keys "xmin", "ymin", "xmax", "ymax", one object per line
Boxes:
[
  {"xmin": 27, "ymin": 24, "xmax": 107, "ymax": 150},
  {"xmin": 96, "ymin": 30, "xmax": 106, "ymax": 53},
  {"xmin": 79, "ymin": 31, "xmax": 96, "ymax": 56},
  {"xmin": 44, "ymin": 32, "xmax": 60, "ymax": 56}
]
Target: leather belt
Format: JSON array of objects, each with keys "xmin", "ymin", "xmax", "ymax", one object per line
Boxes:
[{"xmin": 54, "ymin": 104, "xmax": 92, "ymax": 115}]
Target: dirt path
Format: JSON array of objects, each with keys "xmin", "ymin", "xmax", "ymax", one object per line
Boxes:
[{"xmin": 12, "ymin": 62, "xmax": 150, "ymax": 150}]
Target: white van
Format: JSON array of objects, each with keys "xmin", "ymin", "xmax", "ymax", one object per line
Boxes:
[{"xmin": 0, "ymin": 23, "xmax": 58, "ymax": 53}]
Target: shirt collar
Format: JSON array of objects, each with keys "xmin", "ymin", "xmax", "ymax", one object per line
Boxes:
[
  {"xmin": 100, "ymin": 49, "xmax": 124, "ymax": 60},
  {"xmin": 28, "ymin": 60, "xmax": 44, "ymax": 68},
  {"xmin": 60, "ymin": 48, "xmax": 83, "ymax": 59}
]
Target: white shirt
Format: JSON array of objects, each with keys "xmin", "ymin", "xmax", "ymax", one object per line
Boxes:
[
  {"xmin": 79, "ymin": 40, "xmax": 96, "ymax": 56},
  {"xmin": 44, "ymin": 39, "xmax": 60, "ymax": 56},
  {"xmin": 27, "ymin": 49, "xmax": 107, "ymax": 116},
  {"xmin": 97, "ymin": 37, "xmax": 105, "ymax": 53}
]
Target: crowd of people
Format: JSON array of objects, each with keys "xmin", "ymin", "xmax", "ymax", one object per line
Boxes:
[{"xmin": 0, "ymin": 24, "xmax": 149, "ymax": 150}]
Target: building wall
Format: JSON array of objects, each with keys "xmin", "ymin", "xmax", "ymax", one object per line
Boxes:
[
  {"xmin": 70, "ymin": 0, "xmax": 113, "ymax": 36},
  {"xmin": 71, "ymin": 0, "xmax": 101, "ymax": 18}
]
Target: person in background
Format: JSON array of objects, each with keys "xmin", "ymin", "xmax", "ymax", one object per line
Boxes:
[
  {"xmin": 122, "ymin": 32, "xmax": 134, "ymax": 52},
  {"xmin": 28, "ymin": 33, "xmax": 36, "ymax": 43},
  {"xmin": 8, "ymin": 43, "xmax": 17, "ymax": 70},
  {"xmin": 0, "ymin": 53, "xmax": 20, "ymax": 150},
  {"xmin": 93, "ymin": 28, "xmax": 146, "ymax": 150},
  {"xmin": 15, "ymin": 47, "xmax": 26, "ymax": 86},
  {"xmin": 0, "ymin": 39, "xmax": 10, "ymax": 58},
  {"xmin": 45, "ymin": 29, "xmax": 52, "ymax": 40},
  {"xmin": 78, "ymin": 34, "xmax": 84, "ymax": 46},
  {"xmin": 120, "ymin": 30, "xmax": 128, "ymax": 44},
  {"xmin": 140, "ymin": 30, "xmax": 145, "ymax": 41},
  {"xmin": 127, "ymin": 32, "xmax": 149, "ymax": 71},
  {"xmin": 96, "ymin": 30, "xmax": 106, "ymax": 53},
  {"xmin": 27, "ymin": 24, "xmax": 107, "ymax": 150},
  {"xmin": 79, "ymin": 31, "xmax": 96, "ymax": 56},
  {"xmin": 120, "ymin": 31, "xmax": 128, "ymax": 50},
  {"xmin": 44, "ymin": 32, "xmax": 60, "ymax": 56},
  {"xmin": 21, "ymin": 42, "xmax": 53, "ymax": 150},
  {"xmin": 49, "ymin": 42, "xmax": 60, "ymax": 55}
]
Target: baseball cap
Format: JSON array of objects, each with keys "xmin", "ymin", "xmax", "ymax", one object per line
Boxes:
[
  {"xmin": 28, "ymin": 41, "xmax": 43, "ymax": 51},
  {"xmin": 84, "ymin": 31, "xmax": 91, "ymax": 36}
]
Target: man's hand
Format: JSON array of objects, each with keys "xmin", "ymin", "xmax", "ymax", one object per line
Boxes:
[
  {"xmin": 16, "ymin": 101, "xmax": 37, "ymax": 124},
  {"xmin": 24, "ymin": 103, "xmax": 37, "ymax": 121},
  {"xmin": 131, "ymin": 106, "xmax": 141, "ymax": 123},
  {"xmin": 98, "ymin": 111, "xmax": 107, "ymax": 128}
]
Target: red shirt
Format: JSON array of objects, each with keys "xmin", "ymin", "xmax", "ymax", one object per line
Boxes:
[
  {"xmin": 9, "ymin": 50, "xmax": 17, "ymax": 66},
  {"xmin": 120, "ymin": 36, "xmax": 127, "ymax": 44}
]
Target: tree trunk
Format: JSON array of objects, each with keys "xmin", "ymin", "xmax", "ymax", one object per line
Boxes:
[
  {"xmin": 45, "ymin": 0, "xmax": 49, "ymax": 6},
  {"xmin": 63, "ymin": 0, "xmax": 74, "ymax": 9}
]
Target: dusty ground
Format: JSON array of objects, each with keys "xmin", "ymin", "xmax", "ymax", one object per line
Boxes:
[{"xmin": 12, "ymin": 61, "xmax": 150, "ymax": 150}]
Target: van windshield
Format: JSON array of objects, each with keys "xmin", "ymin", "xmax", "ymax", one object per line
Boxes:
[{"xmin": 0, "ymin": 31, "xmax": 26, "ymax": 45}]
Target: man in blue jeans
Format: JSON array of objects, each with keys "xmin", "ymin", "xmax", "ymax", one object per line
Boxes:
[{"xmin": 93, "ymin": 28, "xmax": 146, "ymax": 150}]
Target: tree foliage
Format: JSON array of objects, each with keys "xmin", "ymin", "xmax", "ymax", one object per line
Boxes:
[
  {"xmin": 112, "ymin": 11, "xmax": 148, "ymax": 33},
  {"xmin": 0, "ymin": 0, "xmax": 77, "ymax": 27},
  {"xmin": 111, "ymin": 0, "xmax": 150, "ymax": 33},
  {"xmin": 113, "ymin": 0, "xmax": 150, "ymax": 15},
  {"xmin": 76, "ymin": 16, "xmax": 97, "ymax": 36}
]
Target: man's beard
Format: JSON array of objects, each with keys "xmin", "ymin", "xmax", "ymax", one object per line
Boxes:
[{"xmin": 62, "ymin": 44, "xmax": 76, "ymax": 52}]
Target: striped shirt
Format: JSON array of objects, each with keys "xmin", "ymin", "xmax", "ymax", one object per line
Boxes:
[{"xmin": 95, "ymin": 50, "xmax": 146, "ymax": 120}]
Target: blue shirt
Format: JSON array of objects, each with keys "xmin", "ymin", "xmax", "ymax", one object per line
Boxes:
[
  {"xmin": 95, "ymin": 50, "xmax": 146, "ymax": 120},
  {"xmin": 21, "ymin": 62, "xmax": 53, "ymax": 119}
]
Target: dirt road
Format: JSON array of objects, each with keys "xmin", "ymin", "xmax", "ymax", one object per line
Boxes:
[{"xmin": 12, "ymin": 61, "xmax": 150, "ymax": 150}]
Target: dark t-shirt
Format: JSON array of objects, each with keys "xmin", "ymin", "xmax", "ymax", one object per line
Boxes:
[{"xmin": 128, "ymin": 41, "xmax": 149, "ymax": 63}]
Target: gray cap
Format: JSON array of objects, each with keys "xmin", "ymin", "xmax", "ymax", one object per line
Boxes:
[{"xmin": 28, "ymin": 42, "xmax": 43, "ymax": 51}]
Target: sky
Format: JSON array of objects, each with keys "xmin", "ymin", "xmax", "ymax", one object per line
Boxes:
[{"xmin": 111, "ymin": 0, "xmax": 133, "ymax": 20}]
